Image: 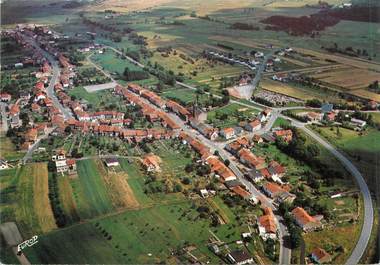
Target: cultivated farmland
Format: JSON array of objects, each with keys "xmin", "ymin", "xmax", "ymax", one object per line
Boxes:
[
  {"xmin": 15, "ymin": 163, "xmax": 56, "ymax": 237},
  {"xmin": 310, "ymin": 67, "xmax": 380, "ymax": 91},
  {"xmin": 24, "ymin": 200, "xmax": 253, "ymax": 264},
  {"xmin": 72, "ymin": 159, "xmax": 114, "ymax": 219}
]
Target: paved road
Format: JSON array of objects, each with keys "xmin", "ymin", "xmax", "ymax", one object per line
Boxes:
[
  {"xmin": 22, "ymin": 127, "xmax": 55, "ymax": 164},
  {"xmin": 22, "ymin": 35, "xmax": 73, "ymax": 120},
  {"xmin": 0, "ymin": 102, "xmax": 9, "ymax": 132},
  {"xmin": 243, "ymin": 51, "xmax": 278, "ymax": 99},
  {"xmin": 284, "ymin": 118, "xmax": 374, "ymax": 265}
]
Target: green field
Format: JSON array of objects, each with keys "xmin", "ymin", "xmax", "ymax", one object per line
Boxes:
[
  {"xmin": 0, "ymin": 136, "xmax": 25, "ymax": 160},
  {"xmin": 68, "ymin": 86, "xmax": 127, "ymax": 112},
  {"xmin": 24, "ymin": 199, "xmax": 255, "ymax": 264},
  {"xmin": 71, "ymin": 159, "xmax": 114, "ymax": 219},
  {"xmin": 161, "ymin": 87, "xmax": 208, "ymax": 106},
  {"xmin": 315, "ymin": 126, "xmax": 380, "ymax": 191},
  {"xmin": 118, "ymin": 158, "xmax": 154, "ymax": 205},
  {"xmin": 273, "ymin": 117, "xmax": 291, "ymax": 128},
  {"xmin": 207, "ymin": 103, "xmax": 258, "ymax": 128},
  {"xmin": 91, "ymin": 49, "xmax": 142, "ymax": 75}
]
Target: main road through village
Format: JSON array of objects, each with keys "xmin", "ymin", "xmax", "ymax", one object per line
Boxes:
[
  {"xmin": 85, "ymin": 44, "xmax": 375, "ymax": 265},
  {"xmin": 22, "ymin": 37, "xmax": 374, "ymax": 265}
]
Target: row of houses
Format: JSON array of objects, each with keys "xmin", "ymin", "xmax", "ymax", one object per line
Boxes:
[
  {"xmin": 218, "ymin": 109, "xmax": 272, "ymax": 140},
  {"xmin": 67, "ymin": 119, "xmax": 175, "ymax": 142},
  {"xmin": 225, "ymin": 136, "xmax": 287, "ymax": 184}
]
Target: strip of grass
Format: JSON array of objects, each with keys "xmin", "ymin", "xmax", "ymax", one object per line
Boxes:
[
  {"xmin": 15, "ymin": 163, "xmax": 56, "ymax": 237},
  {"xmin": 58, "ymin": 177, "xmax": 80, "ymax": 224},
  {"xmin": 74, "ymin": 159, "xmax": 115, "ymax": 218},
  {"xmin": 33, "ymin": 164, "xmax": 57, "ymax": 233}
]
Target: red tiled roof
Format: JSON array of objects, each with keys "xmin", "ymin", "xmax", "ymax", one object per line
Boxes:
[{"xmin": 291, "ymin": 207, "xmax": 316, "ymax": 225}]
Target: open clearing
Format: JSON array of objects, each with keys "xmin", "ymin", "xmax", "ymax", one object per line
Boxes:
[{"xmin": 207, "ymin": 102, "xmax": 258, "ymax": 128}]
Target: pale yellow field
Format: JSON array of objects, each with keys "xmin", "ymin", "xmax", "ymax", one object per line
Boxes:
[
  {"xmin": 58, "ymin": 177, "xmax": 80, "ymax": 222},
  {"xmin": 260, "ymin": 79, "xmax": 319, "ymax": 100},
  {"xmin": 96, "ymin": 159, "xmax": 139, "ymax": 209},
  {"xmin": 295, "ymin": 47, "xmax": 380, "ymax": 72},
  {"xmin": 33, "ymin": 163, "xmax": 57, "ymax": 233},
  {"xmin": 311, "ymin": 68, "xmax": 380, "ymax": 90},
  {"xmin": 349, "ymin": 89, "xmax": 380, "ymax": 102},
  {"xmin": 86, "ymin": 0, "xmax": 262, "ymax": 14},
  {"xmin": 281, "ymin": 56, "xmax": 311, "ymax": 67},
  {"xmin": 267, "ymin": 0, "xmax": 345, "ymax": 8}
]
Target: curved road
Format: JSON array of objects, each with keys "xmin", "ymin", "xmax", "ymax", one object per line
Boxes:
[{"xmin": 286, "ymin": 118, "xmax": 374, "ymax": 265}]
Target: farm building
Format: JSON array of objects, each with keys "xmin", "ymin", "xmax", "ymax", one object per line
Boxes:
[
  {"xmin": 104, "ymin": 158, "xmax": 120, "ymax": 167},
  {"xmin": 226, "ymin": 250, "xmax": 254, "ymax": 265},
  {"xmin": 311, "ymin": 247, "xmax": 332, "ymax": 264},
  {"xmin": 291, "ymin": 207, "xmax": 322, "ymax": 232},
  {"xmin": 142, "ymin": 154, "xmax": 162, "ymax": 172}
]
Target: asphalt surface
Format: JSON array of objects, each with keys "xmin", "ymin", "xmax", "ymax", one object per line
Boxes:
[
  {"xmin": 0, "ymin": 103, "xmax": 9, "ymax": 132},
  {"xmin": 22, "ymin": 35, "xmax": 73, "ymax": 120},
  {"xmin": 22, "ymin": 127, "xmax": 54, "ymax": 164}
]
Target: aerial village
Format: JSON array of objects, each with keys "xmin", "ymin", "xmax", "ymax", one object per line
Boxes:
[{"xmin": 0, "ymin": 22, "xmax": 375, "ymax": 265}]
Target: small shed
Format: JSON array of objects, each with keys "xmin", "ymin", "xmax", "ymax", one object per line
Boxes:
[{"xmin": 104, "ymin": 157, "xmax": 119, "ymax": 167}]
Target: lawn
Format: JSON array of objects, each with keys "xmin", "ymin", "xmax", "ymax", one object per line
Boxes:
[
  {"xmin": 150, "ymin": 140, "xmax": 193, "ymax": 177},
  {"xmin": 207, "ymin": 103, "xmax": 258, "ymax": 128},
  {"xmin": 273, "ymin": 117, "xmax": 291, "ymax": 128},
  {"xmin": 91, "ymin": 49, "xmax": 141, "ymax": 75}
]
